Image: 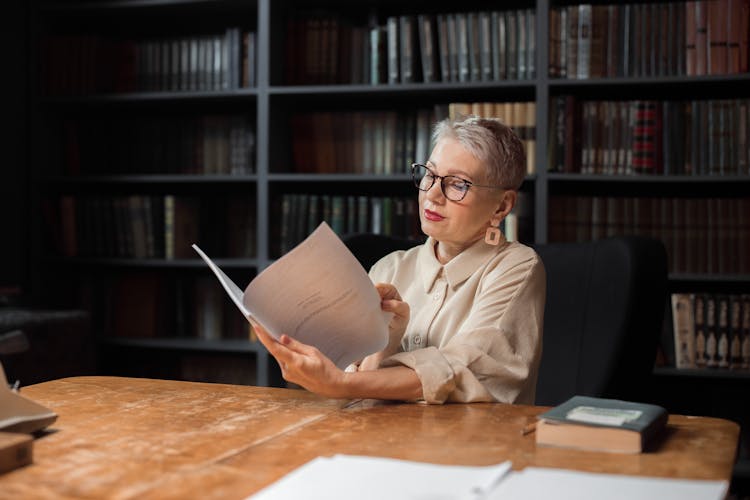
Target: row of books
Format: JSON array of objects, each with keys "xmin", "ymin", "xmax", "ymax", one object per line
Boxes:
[
  {"xmin": 51, "ymin": 195, "xmax": 256, "ymax": 259},
  {"xmin": 106, "ymin": 271, "xmax": 253, "ymax": 341},
  {"xmin": 549, "ymin": 1, "xmax": 750, "ymax": 79},
  {"xmin": 64, "ymin": 115, "xmax": 255, "ymax": 176},
  {"xmin": 549, "ymin": 97, "xmax": 750, "ymax": 176},
  {"xmin": 670, "ymin": 293, "xmax": 750, "ymax": 371},
  {"xmin": 284, "ymin": 9, "xmax": 536, "ymax": 85},
  {"xmin": 289, "ymin": 102, "xmax": 536, "ymax": 176},
  {"xmin": 275, "ymin": 192, "xmax": 533, "ymax": 257},
  {"xmin": 275, "ymin": 194, "xmax": 422, "ymax": 256},
  {"xmin": 290, "ymin": 109, "xmax": 436, "ymax": 175},
  {"xmin": 549, "ymin": 196, "xmax": 750, "ymax": 274},
  {"xmin": 448, "ymin": 102, "xmax": 537, "ymax": 175},
  {"xmin": 41, "ymin": 28, "xmax": 255, "ymax": 95}
]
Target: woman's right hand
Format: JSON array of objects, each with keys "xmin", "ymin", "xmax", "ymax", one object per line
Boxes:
[{"xmin": 359, "ymin": 283, "xmax": 409, "ymax": 371}]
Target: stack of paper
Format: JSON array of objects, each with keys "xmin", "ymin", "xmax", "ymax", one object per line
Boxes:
[{"xmin": 246, "ymin": 454, "xmax": 728, "ymax": 500}]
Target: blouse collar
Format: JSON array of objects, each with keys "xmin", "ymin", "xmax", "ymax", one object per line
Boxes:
[{"xmin": 418, "ymin": 233, "xmax": 508, "ymax": 292}]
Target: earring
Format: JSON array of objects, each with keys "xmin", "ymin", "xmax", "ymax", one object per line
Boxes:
[{"xmin": 484, "ymin": 220, "xmax": 502, "ymax": 246}]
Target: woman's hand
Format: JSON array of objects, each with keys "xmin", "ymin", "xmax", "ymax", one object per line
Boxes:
[
  {"xmin": 359, "ymin": 283, "xmax": 409, "ymax": 371},
  {"xmin": 253, "ymin": 324, "xmax": 348, "ymax": 399}
]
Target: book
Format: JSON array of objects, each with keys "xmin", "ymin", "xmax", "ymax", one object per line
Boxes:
[
  {"xmin": 0, "ymin": 432, "xmax": 32, "ymax": 474},
  {"xmin": 671, "ymin": 293, "xmax": 696, "ymax": 368},
  {"xmin": 193, "ymin": 222, "xmax": 389, "ymax": 369},
  {"xmin": 0, "ymin": 362, "xmax": 57, "ymax": 435},
  {"xmin": 535, "ymin": 395, "xmax": 668, "ymax": 453},
  {"xmin": 246, "ymin": 453, "xmax": 728, "ymax": 500}
]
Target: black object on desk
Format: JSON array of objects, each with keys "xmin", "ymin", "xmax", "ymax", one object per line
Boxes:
[{"xmin": 0, "ymin": 308, "xmax": 92, "ymax": 386}]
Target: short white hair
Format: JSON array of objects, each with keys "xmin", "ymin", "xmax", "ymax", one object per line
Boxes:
[{"xmin": 432, "ymin": 116, "xmax": 526, "ymax": 190}]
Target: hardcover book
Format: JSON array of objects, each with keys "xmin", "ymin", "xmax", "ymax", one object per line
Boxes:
[{"xmin": 536, "ymin": 395, "xmax": 668, "ymax": 453}]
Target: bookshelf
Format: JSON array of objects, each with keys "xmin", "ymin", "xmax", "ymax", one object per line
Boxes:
[{"xmin": 28, "ymin": 0, "xmax": 750, "ymax": 487}]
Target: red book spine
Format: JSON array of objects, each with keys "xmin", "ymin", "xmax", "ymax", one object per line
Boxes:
[{"xmin": 631, "ymin": 101, "xmax": 658, "ymax": 174}]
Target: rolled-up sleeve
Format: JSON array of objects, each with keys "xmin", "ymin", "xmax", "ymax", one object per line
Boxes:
[{"xmin": 376, "ymin": 243, "xmax": 545, "ymax": 404}]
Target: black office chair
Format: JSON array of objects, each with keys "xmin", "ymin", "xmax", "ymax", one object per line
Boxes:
[
  {"xmin": 533, "ymin": 237, "xmax": 668, "ymax": 406},
  {"xmin": 343, "ymin": 233, "xmax": 424, "ymax": 271}
]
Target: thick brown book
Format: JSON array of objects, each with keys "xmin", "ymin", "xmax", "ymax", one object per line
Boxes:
[
  {"xmin": 536, "ymin": 396, "xmax": 668, "ymax": 454},
  {"xmin": 686, "ymin": 2, "xmax": 698, "ymax": 75},
  {"xmin": 0, "ymin": 432, "xmax": 32, "ymax": 474},
  {"xmin": 695, "ymin": 1, "xmax": 709, "ymax": 75},
  {"xmin": 708, "ymin": 0, "xmax": 729, "ymax": 74}
]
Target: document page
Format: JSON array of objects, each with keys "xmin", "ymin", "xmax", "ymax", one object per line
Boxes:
[
  {"xmin": 489, "ymin": 467, "xmax": 728, "ymax": 500},
  {"xmin": 194, "ymin": 222, "xmax": 389, "ymax": 369},
  {"xmin": 246, "ymin": 454, "xmax": 512, "ymax": 500}
]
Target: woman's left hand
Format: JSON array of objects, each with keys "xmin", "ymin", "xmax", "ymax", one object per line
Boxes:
[{"xmin": 253, "ymin": 324, "xmax": 348, "ymax": 399}]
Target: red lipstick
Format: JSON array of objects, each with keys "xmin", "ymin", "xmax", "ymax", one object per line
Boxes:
[{"xmin": 424, "ymin": 209, "xmax": 444, "ymax": 221}]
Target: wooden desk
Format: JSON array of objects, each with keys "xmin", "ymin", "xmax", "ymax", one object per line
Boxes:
[{"xmin": 0, "ymin": 377, "xmax": 739, "ymax": 499}]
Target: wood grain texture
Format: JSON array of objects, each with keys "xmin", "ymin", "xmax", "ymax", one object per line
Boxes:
[{"xmin": 0, "ymin": 377, "xmax": 739, "ymax": 500}]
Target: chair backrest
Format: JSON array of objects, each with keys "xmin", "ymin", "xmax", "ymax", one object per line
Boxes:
[
  {"xmin": 343, "ymin": 233, "xmax": 423, "ymax": 271},
  {"xmin": 533, "ymin": 237, "xmax": 668, "ymax": 406}
]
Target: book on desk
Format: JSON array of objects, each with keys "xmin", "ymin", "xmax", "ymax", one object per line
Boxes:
[{"xmin": 534, "ymin": 395, "xmax": 668, "ymax": 454}]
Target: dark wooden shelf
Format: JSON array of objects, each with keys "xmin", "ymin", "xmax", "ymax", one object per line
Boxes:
[
  {"xmin": 43, "ymin": 89, "xmax": 257, "ymax": 106},
  {"xmin": 669, "ymin": 274, "xmax": 750, "ymax": 284},
  {"xmin": 269, "ymin": 80, "xmax": 536, "ymax": 96},
  {"xmin": 38, "ymin": 0, "xmax": 257, "ymax": 14},
  {"xmin": 41, "ymin": 174, "xmax": 258, "ymax": 185},
  {"xmin": 103, "ymin": 337, "xmax": 263, "ymax": 354},
  {"xmin": 268, "ymin": 173, "xmax": 412, "ymax": 182},
  {"xmin": 653, "ymin": 367, "xmax": 750, "ymax": 380},
  {"xmin": 547, "ymin": 173, "xmax": 750, "ymax": 183},
  {"xmin": 549, "ymin": 73, "xmax": 750, "ymax": 88},
  {"xmin": 43, "ymin": 257, "xmax": 258, "ymax": 268}
]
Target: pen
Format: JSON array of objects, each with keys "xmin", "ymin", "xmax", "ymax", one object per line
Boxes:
[
  {"xmin": 466, "ymin": 460, "xmax": 512, "ymax": 500},
  {"xmin": 521, "ymin": 420, "xmax": 537, "ymax": 436}
]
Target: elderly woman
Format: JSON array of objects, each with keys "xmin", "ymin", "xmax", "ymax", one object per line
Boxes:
[{"xmin": 256, "ymin": 116, "xmax": 545, "ymax": 404}]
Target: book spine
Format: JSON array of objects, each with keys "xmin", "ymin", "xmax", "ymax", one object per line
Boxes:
[
  {"xmin": 729, "ymin": 295, "xmax": 743, "ymax": 369},
  {"xmin": 387, "ymin": 17, "xmax": 399, "ymax": 84},
  {"xmin": 694, "ymin": 294, "xmax": 708, "ymax": 367},
  {"xmin": 671, "ymin": 294, "xmax": 696, "ymax": 369}
]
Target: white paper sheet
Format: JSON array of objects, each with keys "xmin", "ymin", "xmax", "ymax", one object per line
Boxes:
[
  {"xmin": 246, "ymin": 454, "xmax": 512, "ymax": 500},
  {"xmin": 488, "ymin": 467, "xmax": 728, "ymax": 500},
  {"xmin": 193, "ymin": 222, "xmax": 390, "ymax": 369}
]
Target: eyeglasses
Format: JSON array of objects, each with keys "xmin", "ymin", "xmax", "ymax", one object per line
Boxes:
[{"xmin": 411, "ymin": 163, "xmax": 505, "ymax": 202}]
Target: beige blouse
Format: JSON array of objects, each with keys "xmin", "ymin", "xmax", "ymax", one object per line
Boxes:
[{"xmin": 368, "ymin": 233, "xmax": 545, "ymax": 404}]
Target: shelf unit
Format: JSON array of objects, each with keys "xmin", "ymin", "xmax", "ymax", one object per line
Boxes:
[{"xmin": 29, "ymin": 1, "xmax": 750, "ymax": 484}]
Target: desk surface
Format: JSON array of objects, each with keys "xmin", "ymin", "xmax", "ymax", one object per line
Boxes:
[{"xmin": 0, "ymin": 376, "xmax": 739, "ymax": 499}]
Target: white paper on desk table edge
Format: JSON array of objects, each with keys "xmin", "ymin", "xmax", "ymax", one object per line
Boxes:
[
  {"xmin": 487, "ymin": 466, "xmax": 729, "ymax": 500},
  {"xmin": 245, "ymin": 454, "xmax": 513, "ymax": 500}
]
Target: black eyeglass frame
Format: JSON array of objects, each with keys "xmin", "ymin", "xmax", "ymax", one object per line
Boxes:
[{"xmin": 410, "ymin": 163, "xmax": 507, "ymax": 202}]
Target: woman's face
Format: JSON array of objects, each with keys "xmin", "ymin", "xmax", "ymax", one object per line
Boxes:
[{"xmin": 419, "ymin": 138, "xmax": 505, "ymax": 250}]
